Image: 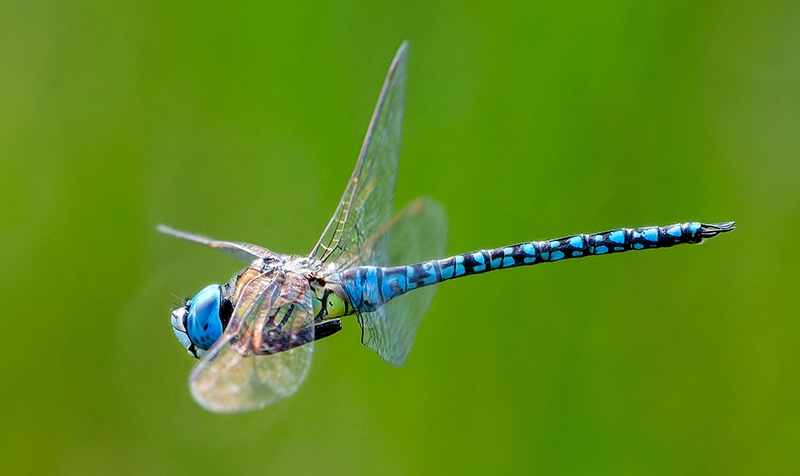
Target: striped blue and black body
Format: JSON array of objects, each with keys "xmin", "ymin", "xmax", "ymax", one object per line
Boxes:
[{"xmin": 332, "ymin": 221, "xmax": 735, "ymax": 312}]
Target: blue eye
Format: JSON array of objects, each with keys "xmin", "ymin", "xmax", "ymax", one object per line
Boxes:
[{"xmin": 186, "ymin": 284, "xmax": 225, "ymax": 350}]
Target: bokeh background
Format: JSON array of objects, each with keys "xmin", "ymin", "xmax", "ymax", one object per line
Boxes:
[{"xmin": 2, "ymin": 1, "xmax": 798, "ymax": 474}]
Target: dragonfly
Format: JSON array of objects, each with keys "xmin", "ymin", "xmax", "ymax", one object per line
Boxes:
[{"xmin": 159, "ymin": 41, "xmax": 734, "ymax": 413}]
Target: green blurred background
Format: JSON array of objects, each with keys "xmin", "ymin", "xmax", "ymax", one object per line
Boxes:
[{"xmin": 2, "ymin": 1, "xmax": 798, "ymax": 474}]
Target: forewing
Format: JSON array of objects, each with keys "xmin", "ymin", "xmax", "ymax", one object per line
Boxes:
[
  {"xmin": 157, "ymin": 224, "xmax": 278, "ymax": 262},
  {"xmin": 355, "ymin": 198, "xmax": 447, "ymax": 366},
  {"xmin": 189, "ymin": 270, "xmax": 316, "ymax": 413},
  {"xmin": 310, "ymin": 42, "xmax": 408, "ymax": 268}
]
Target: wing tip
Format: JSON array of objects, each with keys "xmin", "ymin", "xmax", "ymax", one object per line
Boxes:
[{"xmin": 390, "ymin": 41, "xmax": 410, "ymax": 76}]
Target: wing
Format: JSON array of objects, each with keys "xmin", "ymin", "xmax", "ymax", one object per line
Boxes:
[
  {"xmin": 188, "ymin": 269, "xmax": 316, "ymax": 413},
  {"xmin": 352, "ymin": 198, "xmax": 448, "ymax": 366},
  {"xmin": 157, "ymin": 224, "xmax": 279, "ymax": 263},
  {"xmin": 310, "ymin": 41, "xmax": 408, "ymax": 268}
]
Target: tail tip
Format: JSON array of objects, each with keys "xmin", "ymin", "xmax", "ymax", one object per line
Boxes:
[{"xmin": 699, "ymin": 221, "xmax": 735, "ymax": 238}]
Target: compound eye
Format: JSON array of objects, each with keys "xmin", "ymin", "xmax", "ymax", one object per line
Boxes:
[{"xmin": 186, "ymin": 284, "xmax": 224, "ymax": 350}]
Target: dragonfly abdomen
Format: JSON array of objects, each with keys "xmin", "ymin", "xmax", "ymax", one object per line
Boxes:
[{"xmin": 335, "ymin": 221, "xmax": 734, "ymax": 313}]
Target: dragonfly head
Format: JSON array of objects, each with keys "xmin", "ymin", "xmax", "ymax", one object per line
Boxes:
[{"xmin": 171, "ymin": 284, "xmax": 233, "ymax": 358}]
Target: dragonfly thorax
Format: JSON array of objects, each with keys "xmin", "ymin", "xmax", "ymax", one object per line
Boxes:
[{"xmin": 281, "ymin": 255, "xmax": 324, "ymax": 275}]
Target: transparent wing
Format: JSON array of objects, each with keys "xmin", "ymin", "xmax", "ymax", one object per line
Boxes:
[
  {"xmin": 310, "ymin": 41, "xmax": 408, "ymax": 268},
  {"xmin": 354, "ymin": 198, "xmax": 447, "ymax": 366},
  {"xmin": 157, "ymin": 224, "xmax": 278, "ymax": 262},
  {"xmin": 189, "ymin": 270, "xmax": 316, "ymax": 413}
]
